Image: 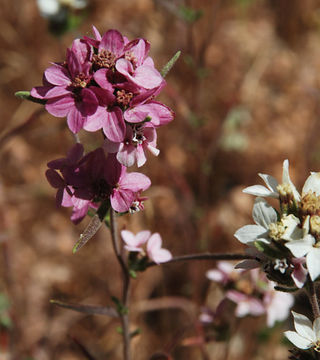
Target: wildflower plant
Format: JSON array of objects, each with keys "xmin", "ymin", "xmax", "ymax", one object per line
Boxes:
[{"xmin": 16, "ymin": 25, "xmax": 320, "ymax": 360}]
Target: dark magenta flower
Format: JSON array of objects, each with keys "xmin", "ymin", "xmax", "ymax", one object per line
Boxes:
[{"xmin": 46, "ymin": 144, "xmax": 151, "ymax": 223}]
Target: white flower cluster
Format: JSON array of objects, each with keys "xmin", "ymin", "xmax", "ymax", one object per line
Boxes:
[{"xmin": 235, "ymin": 160, "xmax": 320, "ymax": 287}]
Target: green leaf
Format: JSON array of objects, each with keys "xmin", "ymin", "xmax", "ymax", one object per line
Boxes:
[
  {"xmin": 178, "ymin": 5, "xmax": 203, "ymax": 23},
  {"xmin": 50, "ymin": 299, "xmax": 118, "ymax": 317},
  {"xmin": 254, "ymin": 241, "xmax": 282, "ymax": 258},
  {"xmin": 130, "ymin": 327, "xmax": 141, "ymax": 338},
  {"xmin": 274, "ymin": 286, "xmax": 299, "ymax": 293},
  {"xmin": 72, "ymin": 214, "xmax": 102, "ymax": 254},
  {"xmin": 129, "ymin": 270, "xmax": 137, "ymax": 279},
  {"xmin": 160, "ymin": 51, "xmax": 181, "ymax": 78},
  {"xmin": 15, "ymin": 91, "xmax": 46, "ymax": 105},
  {"xmin": 73, "ymin": 202, "xmax": 110, "ymax": 253}
]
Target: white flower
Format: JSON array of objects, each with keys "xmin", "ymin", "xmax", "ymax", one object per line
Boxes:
[
  {"xmin": 234, "ymin": 197, "xmax": 300, "ymax": 245},
  {"xmin": 37, "ymin": 0, "xmax": 60, "ymax": 17},
  {"xmin": 285, "ymin": 311, "xmax": 320, "ymax": 350},
  {"xmin": 243, "ymin": 159, "xmax": 300, "ymax": 201},
  {"xmin": 234, "ymin": 197, "xmax": 277, "ymax": 245}
]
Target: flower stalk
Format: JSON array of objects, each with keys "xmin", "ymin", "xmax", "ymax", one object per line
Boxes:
[
  {"xmin": 307, "ymin": 275, "xmax": 320, "ymax": 320},
  {"xmin": 110, "ymin": 209, "xmax": 131, "ymax": 360}
]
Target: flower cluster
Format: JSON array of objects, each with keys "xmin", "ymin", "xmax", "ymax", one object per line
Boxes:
[
  {"xmin": 235, "ymin": 160, "xmax": 320, "ymax": 288},
  {"xmin": 204, "ymin": 262, "xmax": 293, "ymax": 327},
  {"xmin": 32, "ymin": 27, "xmax": 174, "ymax": 167},
  {"xmin": 33, "ymin": 27, "xmax": 175, "ymax": 225},
  {"xmin": 121, "ymin": 230, "xmax": 172, "ymax": 264}
]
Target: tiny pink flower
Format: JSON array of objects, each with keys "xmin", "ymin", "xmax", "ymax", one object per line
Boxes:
[
  {"xmin": 226, "ymin": 290, "xmax": 266, "ymax": 318},
  {"xmin": 146, "ymin": 233, "xmax": 172, "ymax": 264},
  {"xmin": 121, "ymin": 230, "xmax": 151, "ymax": 252}
]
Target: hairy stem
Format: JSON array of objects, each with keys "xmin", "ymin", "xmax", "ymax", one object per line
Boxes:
[
  {"xmin": 147, "ymin": 253, "xmax": 255, "ymax": 268},
  {"xmin": 110, "ymin": 209, "xmax": 131, "ymax": 360},
  {"xmin": 307, "ymin": 275, "xmax": 320, "ymax": 319}
]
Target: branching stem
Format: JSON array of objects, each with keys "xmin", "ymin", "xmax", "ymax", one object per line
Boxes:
[{"xmin": 146, "ymin": 253, "xmax": 255, "ymax": 268}]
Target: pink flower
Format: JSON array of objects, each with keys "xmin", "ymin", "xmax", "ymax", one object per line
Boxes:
[
  {"xmin": 226, "ymin": 290, "xmax": 266, "ymax": 317},
  {"xmin": 104, "ymin": 123, "xmax": 159, "ymax": 167},
  {"xmin": 206, "ymin": 262, "xmax": 241, "ymax": 286},
  {"xmin": 31, "ymin": 41, "xmax": 99, "ymax": 133},
  {"xmin": 46, "ymin": 145, "xmax": 151, "ymax": 223},
  {"xmin": 121, "ymin": 230, "xmax": 151, "ymax": 252},
  {"xmin": 263, "ymin": 282, "xmax": 294, "ymax": 327},
  {"xmin": 105, "ymin": 154, "xmax": 151, "ymax": 213},
  {"xmin": 147, "ymin": 233, "xmax": 172, "ymax": 264},
  {"xmin": 291, "ymin": 257, "xmax": 308, "ymax": 288}
]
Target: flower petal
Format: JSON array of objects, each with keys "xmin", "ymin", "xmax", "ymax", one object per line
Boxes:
[
  {"xmin": 285, "ymin": 235, "xmax": 314, "ymax": 258},
  {"xmin": 284, "ymin": 331, "xmax": 313, "ymax": 349},
  {"xmin": 102, "ymin": 107, "xmax": 126, "ymax": 142},
  {"xmin": 234, "ymin": 224, "xmax": 266, "ymax": 244},
  {"xmin": 45, "ymin": 64, "xmax": 71, "ymax": 86},
  {"xmin": 292, "ymin": 311, "xmax": 316, "ymax": 342},
  {"xmin": 302, "ymin": 172, "xmax": 320, "ymax": 197},
  {"xmin": 252, "ymin": 197, "xmax": 277, "ymax": 229},
  {"xmin": 243, "ymin": 185, "xmax": 279, "ymax": 198},
  {"xmin": 306, "ymin": 247, "xmax": 320, "ymax": 281}
]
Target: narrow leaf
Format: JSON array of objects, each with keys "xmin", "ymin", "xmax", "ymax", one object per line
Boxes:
[
  {"xmin": 15, "ymin": 91, "xmax": 47, "ymax": 105},
  {"xmin": 274, "ymin": 286, "xmax": 299, "ymax": 293},
  {"xmin": 160, "ymin": 51, "xmax": 181, "ymax": 78},
  {"xmin": 50, "ymin": 299, "xmax": 118, "ymax": 317},
  {"xmin": 73, "ymin": 214, "xmax": 102, "ymax": 253}
]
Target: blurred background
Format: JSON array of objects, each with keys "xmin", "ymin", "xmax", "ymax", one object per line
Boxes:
[{"xmin": 1, "ymin": 0, "xmax": 320, "ymax": 359}]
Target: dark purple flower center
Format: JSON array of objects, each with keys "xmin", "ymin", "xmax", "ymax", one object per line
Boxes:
[
  {"xmin": 93, "ymin": 50, "xmax": 116, "ymax": 69},
  {"xmin": 93, "ymin": 178, "xmax": 111, "ymax": 200}
]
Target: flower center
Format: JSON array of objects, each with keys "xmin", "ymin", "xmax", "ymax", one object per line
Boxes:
[
  {"xmin": 132, "ymin": 125, "xmax": 146, "ymax": 146},
  {"xmin": 268, "ymin": 222, "xmax": 286, "ymax": 241},
  {"xmin": 125, "ymin": 51, "xmax": 138, "ymax": 67},
  {"xmin": 301, "ymin": 192, "xmax": 320, "ymax": 216},
  {"xmin": 93, "ymin": 50, "xmax": 116, "ymax": 69},
  {"xmin": 314, "ymin": 341, "xmax": 320, "ymax": 352},
  {"xmin": 277, "ymin": 183, "xmax": 293, "ymax": 197},
  {"xmin": 93, "ymin": 179, "xmax": 110, "ymax": 200},
  {"xmin": 116, "ymin": 89, "xmax": 133, "ymax": 107},
  {"xmin": 273, "ymin": 258, "xmax": 289, "ymax": 274},
  {"xmin": 72, "ymin": 73, "xmax": 90, "ymax": 88}
]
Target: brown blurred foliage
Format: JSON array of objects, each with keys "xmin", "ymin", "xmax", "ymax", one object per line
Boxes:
[{"xmin": 1, "ymin": 0, "xmax": 320, "ymax": 359}]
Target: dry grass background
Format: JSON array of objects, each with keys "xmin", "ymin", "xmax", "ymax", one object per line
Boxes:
[{"xmin": 1, "ymin": 0, "xmax": 320, "ymax": 359}]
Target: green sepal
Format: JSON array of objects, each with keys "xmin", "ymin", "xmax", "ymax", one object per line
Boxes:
[
  {"xmin": 15, "ymin": 91, "xmax": 47, "ymax": 105},
  {"xmin": 129, "ymin": 270, "xmax": 137, "ymax": 279},
  {"xmin": 111, "ymin": 296, "xmax": 128, "ymax": 315},
  {"xmin": 128, "ymin": 254, "xmax": 149, "ymax": 273},
  {"xmin": 160, "ymin": 51, "xmax": 181, "ymax": 78},
  {"xmin": 254, "ymin": 240, "xmax": 282, "ymax": 259}
]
